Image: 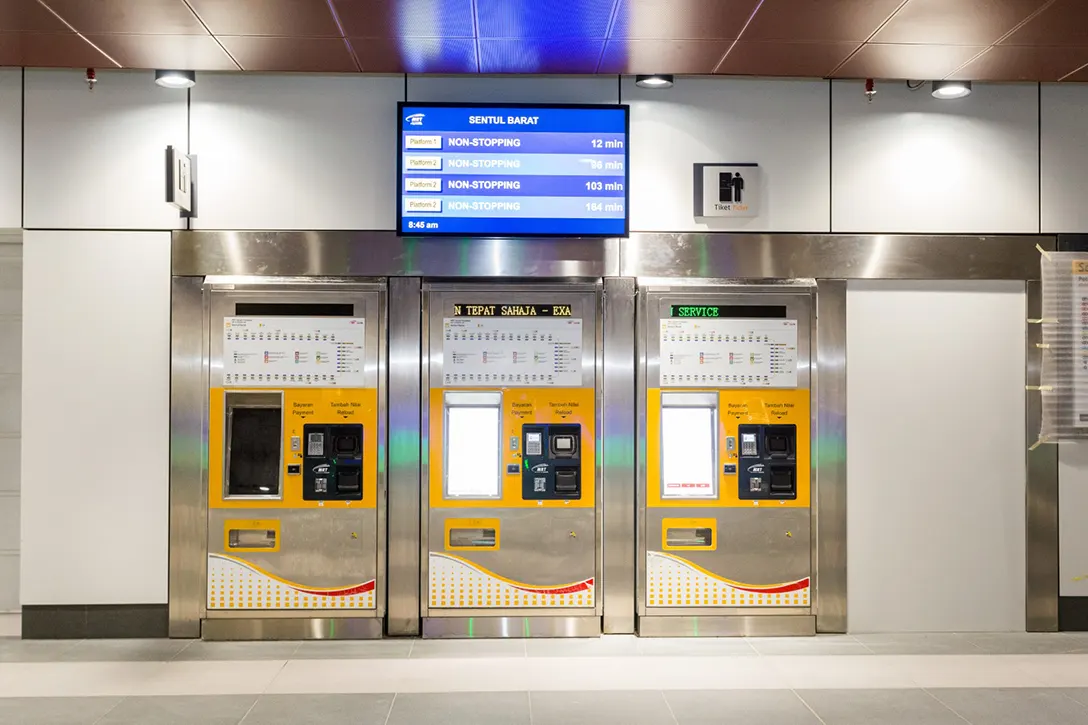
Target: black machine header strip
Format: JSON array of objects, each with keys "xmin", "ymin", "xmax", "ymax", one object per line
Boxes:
[
  {"xmin": 454, "ymin": 303, "xmax": 573, "ymax": 317},
  {"xmin": 235, "ymin": 303, "xmax": 355, "ymax": 317},
  {"xmin": 669, "ymin": 305, "xmax": 786, "ymax": 319}
]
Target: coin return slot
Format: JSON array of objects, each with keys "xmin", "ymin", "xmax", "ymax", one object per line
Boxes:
[
  {"xmin": 769, "ymin": 466, "xmax": 796, "ymax": 498},
  {"xmin": 336, "ymin": 465, "xmax": 362, "ymax": 494},
  {"xmin": 228, "ymin": 528, "xmax": 277, "ymax": 549},
  {"xmin": 448, "ymin": 527, "xmax": 497, "ymax": 549},
  {"xmin": 554, "ymin": 467, "xmax": 580, "ymax": 496},
  {"xmin": 666, "ymin": 527, "xmax": 714, "ymax": 549}
]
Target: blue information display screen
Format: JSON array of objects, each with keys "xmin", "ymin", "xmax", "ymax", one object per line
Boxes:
[{"xmin": 397, "ymin": 103, "xmax": 629, "ymax": 237}]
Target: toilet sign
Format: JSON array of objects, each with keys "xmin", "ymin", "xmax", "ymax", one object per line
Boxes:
[{"xmin": 693, "ymin": 163, "xmax": 760, "ymax": 219}]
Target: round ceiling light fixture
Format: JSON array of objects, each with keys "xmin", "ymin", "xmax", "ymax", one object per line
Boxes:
[
  {"xmin": 155, "ymin": 70, "xmax": 196, "ymax": 89},
  {"xmin": 931, "ymin": 80, "xmax": 972, "ymax": 100},
  {"xmin": 635, "ymin": 74, "xmax": 674, "ymax": 89}
]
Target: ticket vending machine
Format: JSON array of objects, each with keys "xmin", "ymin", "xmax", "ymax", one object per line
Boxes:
[
  {"xmin": 200, "ymin": 279, "xmax": 386, "ymax": 639},
  {"xmin": 421, "ymin": 283, "xmax": 601, "ymax": 637},
  {"xmin": 637, "ymin": 283, "xmax": 815, "ymax": 636}
]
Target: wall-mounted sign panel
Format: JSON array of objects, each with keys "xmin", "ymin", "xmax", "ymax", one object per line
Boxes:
[
  {"xmin": 222, "ymin": 317, "xmax": 366, "ymax": 387},
  {"xmin": 659, "ymin": 318, "xmax": 797, "ymax": 388},
  {"xmin": 693, "ymin": 163, "xmax": 760, "ymax": 219},
  {"xmin": 442, "ymin": 316, "xmax": 583, "ymax": 387},
  {"xmin": 398, "ymin": 102, "xmax": 629, "ymax": 237}
]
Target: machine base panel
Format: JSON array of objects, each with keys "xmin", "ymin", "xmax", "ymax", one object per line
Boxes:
[
  {"xmin": 637, "ymin": 614, "xmax": 815, "ymax": 638},
  {"xmin": 422, "ymin": 616, "xmax": 600, "ymax": 639},
  {"xmin": 201, "ymin": 617, "xmax": 383, "ymax": 641}
]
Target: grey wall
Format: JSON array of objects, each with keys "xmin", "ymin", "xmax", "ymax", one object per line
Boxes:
[{"xmin": 0, "ymin": 233, "xmax": 21, "ymax": 613}]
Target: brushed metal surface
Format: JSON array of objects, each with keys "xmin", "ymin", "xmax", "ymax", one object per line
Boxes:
[
  {"xmin": 602, "ymin": 277, "xmax": 637, "ymax": 634},
  {"xmin": 637, "ymin": 615, "xmax": 815, "ymax": 637},
  {"xmin": 622, "ymin": 234, "xmax": 1050, "ymax": 280},
  {"xmin": 1026, "ymin": 279, "xmax": 1060, "ymax": 631},
  {"xmin": 420, "ymin": 284, "xmax": 602, "ymax": 631},
  {"xmin": 422, "ymin": 616, "xmax": 601, "ymax": 638},
  {"xmin": 168, "ymin": 276, "xmax": 207, "ymax": 638},
  {"xmin": 202, "ymin": 617, "xmax": 383, "ymax": 641},
  {"xmin": 172, "ymin": 232, "xmax": 619, "ymax": 279},
  {"xmin": 815, "ymin": 280, "xmax": 848, "ymax": 633},
  {"xmin": 386, "ymin": 276, "xmax": 422, "ymax": 636}
]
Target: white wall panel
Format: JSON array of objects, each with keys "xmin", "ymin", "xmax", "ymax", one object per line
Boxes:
[
  {"xmin": 847, "ymin": 281, "xmax": 1027, "ymax": 632},
  {"xmin": 1060, "ymin": 441, "xmax": 1088, "ymax": 596},
  {"xmin": 23, "ymin": 70, "xmax": 186, "ymax": 231},
  {"xmin": 832, "ymin": 82, "xmax": 1039, "ymax": 234},
  {"xmin": 626, "ymin": 77, "xmax": 830, "ymax": 232},
  {"xmin": 21, "ymin": 231, "xmax": 170, "ymax": 605},
  {"xmin": 1042, "ymin": 84, "xmax": 1088, "ymax": 233},
  {"xmin": 407, "ymin": 75, "xmax": 618, "ymax": 104},
  {"xmin": 0, "ymin": 69, "xmax": 21, "ymax": 229},
  {"xmin": 191, "ymin": 74, "xmax": 403, "ymax": 231}
]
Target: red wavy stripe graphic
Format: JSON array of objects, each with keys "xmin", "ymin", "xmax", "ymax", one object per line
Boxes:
[
  {"xmin": 291, "ymin": 580, "xmax": 376, "ymax": 597},
  {"xmin": 511, "ymin": 578, "xmax": 594, "ymax": 596},
  {"xmin": 729, "ymin": 578, "xmax": 809, "ymax": 595}
]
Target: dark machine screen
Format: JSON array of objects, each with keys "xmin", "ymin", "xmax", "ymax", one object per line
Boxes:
[{"xmin": 227, "ymin": 407, "xmax": 281, "ymax": 496}]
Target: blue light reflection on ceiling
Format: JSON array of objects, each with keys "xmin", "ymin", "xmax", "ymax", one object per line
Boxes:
[
  {"xmin": 479, "ymin": 39, "xmax": 607, "ymax": 73},
  {"xmin": 395, "ymin": 0, "xmax": 478, "ymax": 72}
]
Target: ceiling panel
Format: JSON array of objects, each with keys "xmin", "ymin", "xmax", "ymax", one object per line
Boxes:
[
  {"xmin": 719, "ymin": 41, "xmax": 860, "ymax": 77},
  {"xmin": 0, "ymin": 31, "xmax": 114, "ymax": 66},
  {"xmin": 872, "ymin": 0, "xmax": 1049, "ymax": 46},
  {"xmin": 1059, "ymin": 60, "xmax": 1088, "ymax": 82},
  {"xmin": 42, "ymin": 0, "xmax": 208, "ymax": 35},
  {"xmin": 184, "ymin": 0, "xmax": 341, "ymax": 37},
  {"xmin": 742, "ymin": 0, "xmax": 904, "ymax": 42},
  {"xmin": 947, "ymin": 45, "xmax": 1088, "ymax": 81},
  {"xmin": 334, "ymin": 0, "xmax": 476, "ymax": 38},
  {"xmin": 598, "ymin": 38, "xmax": 729, "ymax": 74},
  {"xmin": 350, "ymin": 36, "xmax": 478, "ymax": 73},
  {"xmin": 999, "ymin": 0, "xmax": 1088, "ymax": 47},
  {"xmin": 0, "ymin": 0, "xmax": 70, "ymax": 32},
  {"xmin": 475, "ymin": 0, "xmax": 616, "ymax": 38},
  {"xmin": 479, "ymin": 39, "xmax": 604, "ymax": 73},
  {"xmin": 85, "ymin": 33, "xmax": 239, "ymax": 70},
  {"xmin": 610, "ymin": 0, "xmax": 756, "ymax": 40},
  {"xmin": 218, "ymin": 36, "xmax": 358, "ymax": 72},
  {"xmin": 833, "ymin": 42, "xmax": 986, "ymax": 79}
]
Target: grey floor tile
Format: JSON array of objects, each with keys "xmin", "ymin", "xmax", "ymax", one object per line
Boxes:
[
  {"xmin": 930, "ymin": 688, "xmax": 1088, "ymax": 725},
  {"xmin": 0, "ymin": 697, "xmax": 122, "ymax": 725},
  {"xmin": 797, "ymin": 690, "xmax": 965, "ymax": 725},
  {"xmin": 665, "ymin": 690, "xmax": 821, "ymax": 725},
  {"xmin": 388, "ymin": 692, "xmax": 530, "ymax": 725},
  {"xmin": 60, "ymin": 638, "xmax": 192, "ymax": 662},
  {"xmin": 409, "ymin": 638, "xmax": 526, "ymax": 659},
  {"xmin": 171, "ymin": 640, "xmax": 301, "ymax": 661},
  {"xmin": 292, "ymin": 639, "xmax": 413, "ymax": 660},
  {"xmin": 243, "ymin": 694, "xmax": 395, "ymax": 725},
  {"xmin": 748, "ymin": 635, "xmax": 871, "ymax": 656},
  {"xmin": 97, "ymin": 696, "xmax": 256, "ymax": 725},
  {"xmin": 850, "ymin": 633, "xmax": 982, "ymax": 655},
  {"xmin": 964, "ymin": 633, "xmax": 1088, "ymax": 655},
  {"xmin": 0, "ymin": 638, "xmax": 81, "ymax": 662},
  {"xmin": 637, "ymin": 637, "xmax": 757, "ymax": 657},
  {"xmin": 526, "ymin": 635, "xmax": 639, "ymax": 657},
  {"xmin": 531, "ymin": 691, "xmax": 675, "ymax": 725}
]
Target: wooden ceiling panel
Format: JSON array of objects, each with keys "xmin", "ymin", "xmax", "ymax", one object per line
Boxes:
[
  {"xmin": 85, "ymin": 33, "xmax": 239, "ymax": 69},
  {"xmin": 184, "ymin": 0, "xmax": 341, "ymax": 37},
  {"xmin": 610, "ymin": 0, "xmax": 757, "ymax": 40},
  {"xmin": 743, "ymin": 0, "xmax": 904, "ymax": 43},
  {"xmin": 1000, "ymin": 0, "xmax": 1088, "ymax": 47},
  {"xmin": 598, "ymin": 38, "xmax": 730, "ymax": 74},
  {"xmin": 872, "ymin": 0, "xmax": 1050, "ymax": 46},
  {"xmin": 833, "ymin": 42, "xmax": 986, "ymax": 79},
  {"xmin": 42, "ymin": 0, "xmax": 208, "ymax": 35},
  {"xmin": 0, "ymin": 31, "xmax": 114, "ymax": 66},
  {"xmin": 948, "ymin": 45, "xmax": 1088, "ymax": 81},
  {"xmin": 719, "ymin": 41, "xmax": 860, "ymax": 77},
  {"xmin": 350, "ymin": 36, "xmax": 478, "ymax": 73},
  {"xmin": 218, "ymin": 36, "xmax": 358, "ymax": 72},
  {"xmin": 0, "ymin": 0, "xmax": 72, "ymax": 32}
]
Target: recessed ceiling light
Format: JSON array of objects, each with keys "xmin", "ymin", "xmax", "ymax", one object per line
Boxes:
[
  {"xmin": 931, "ymin": 80, "xmax": 971, "ymax": 100},
  {"xmin": 155, "ymin": 70, "xmax": 196, "ymax": 89},
  {"xmin": 635, "ymin": 74, "xmax": 674, "ymax": 89}
]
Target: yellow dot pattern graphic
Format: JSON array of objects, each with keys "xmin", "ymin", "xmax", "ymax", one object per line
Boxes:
[
  {"xmin": 646, "ymin": 552, "xmax": 809, "ymax": 608},
  {"xmin": 207, "ymin": 555, "xmax": 375, "ymax": 610},
  {"xmin": 429, "ymin": 553, "xmax": 593, "ymax": 609}
]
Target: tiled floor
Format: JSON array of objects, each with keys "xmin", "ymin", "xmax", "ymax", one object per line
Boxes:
[{"xmin": 6, "ymin": 634, "xmax": 1088, "ymax": 722}]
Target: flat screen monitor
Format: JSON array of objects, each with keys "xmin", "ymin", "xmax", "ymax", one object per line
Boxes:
[{"xmin": 397, "ymin": 102, "xmax": 629, "ymax": 237}]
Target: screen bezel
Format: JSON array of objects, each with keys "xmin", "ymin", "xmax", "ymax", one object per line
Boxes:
[{"xmin": 396, "ymin": 101, "xmax": 631, "ymax": 238}]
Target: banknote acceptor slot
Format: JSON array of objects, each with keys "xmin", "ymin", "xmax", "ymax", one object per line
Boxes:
[
  {"xmin": 738, "ymin": 423, "xmax": 797, "ymax": 500},
  {"xmin": 522, "ymin": 424, "xmax": 581, "ymax": 500},
  {"xmin": 302, "ymin": 423, "xmax": 364, "ymax": 501}
]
